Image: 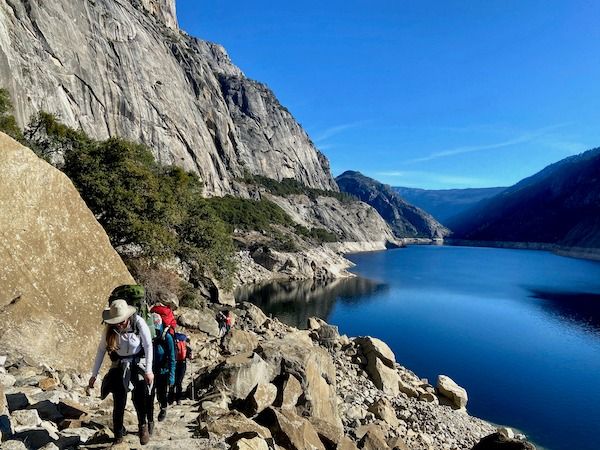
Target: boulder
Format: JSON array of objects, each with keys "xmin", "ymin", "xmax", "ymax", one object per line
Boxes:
[
  {"xmin": 57, "ymin": 400, "xmax": 90, "ymax": 420},
  {"xmin": 472, "ymin": 432, "xmax": 536, "ymax": 450},
  {"xmin": 247, "ymin": 383, "xmax": 278, "ymax": 415},
  {"xmin": 437, "ymin": 375, "xmax": 468, "ymax": 409},
  {"xmin": 365, "ymin": 357, "xmax": 400, "ymax": 395},
  {"xmin": 388, "ymin": 436, "xmax": 410, "ymax": 450},
  {"xmin": 214, "ymin": 352, "xmax": 272, "ymax": 400},
  {"xmin": 354, "ymin": 337, "xmax": 396, "ymax": 367},
  {"xmin": 241, "ymin": 303, "xmax": 268, "ymax": 328},
  {"xmin": 11, "ymin": 409, "xmax": 42, "ymax": 430},
  {"xmin": 358, "ymin": 424, "xmax": 391, "ymax": 450},
  {"xmin": 203, "ymin": 411, "xmax": 271, "ymax": 440},
  {"xmin": 367, "ymin": 399, "xmax": 399, "ymax": 428},
  {"xmin": 0, "ymin": 134, "xmax": 134, "ymax": 371},
  {"xmin": 398, "ymin": 379, "xmax": 419, "ymax": 398},
  {"xmin": 177, "ymin": 307, "xmax": 220, "ymax": 336},
  {"xmin": 38, "ymin": 378, "xmax": 59, "ymax": 392},
  {"xmin": 278, "ymin": 374, "xmax": 303, "ymax": 410},
  {"xmin": 308, "ymin": 417, "xmax": 344, "ymax": 448},
  {"xmin": 0, "ymin": 374, "xmax": 17, "ymax": 388},
  {"xmin": 259, "ymin": 337, "xmax": 343, "ymax": 436},
  {"xmin": 231, "ymin": 436, "xmax": 270, "ymax": 450},
  {"xmin": 223, "ymin": 329, "xmax": 260, "ymax": 354},
  {"xmin": 256, "ymin": 407, "xmax": 326, "ymax": 450},
  {"xmin": 337, "ymin": 436, "xmax": 360, "ymax": 450}
]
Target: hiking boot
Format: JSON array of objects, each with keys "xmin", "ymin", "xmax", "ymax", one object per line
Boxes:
[
  {"xmin": 148, "ymin": 421, "xmax": 154, "ymax": 436},
  {"xmin": 176, "ymin": 400, "xmax": 181, "ymax": 406},
  {"xmin": 139, "ymin": 423, "xmax": 150, "ymax": 445},
  {"xmin": 158, "ymin": 408, "xmax": 167, "ymax": 422},
  {"xmin": 113, "ymin": 436, "xmax": 124, "ymax": 445}
]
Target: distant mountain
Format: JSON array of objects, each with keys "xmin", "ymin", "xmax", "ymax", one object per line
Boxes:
[
  {"xmin": 448, "ymin": 148, "xmax": 600, "ymax": 249},
  {"xmin": 336, "ymin": 171, "xmax": 449, "ymax": 239},
  {"xmin": 393, "ymin": 186, "xmax": 506, "ymax": 225}
]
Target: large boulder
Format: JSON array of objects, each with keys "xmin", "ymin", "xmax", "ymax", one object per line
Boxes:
[
  {"xmin": 472, "ymin": 432, "xmax": 536, "ymax": 450},
  {"xmin": 354, "ymin": 337, "xmax": 399, "ymax": 395},
  {"xmin": 437, "ymin": 375, "xmax": 468, "ymax": 409},
  {"xmin": 0, "ymin": 133, "xmax": 133, "ymax": 371},
  {"xmin": 213, "ymin": 352, "xmax": 272, "ymax": 400},
  {"xmin": 223, "ymin": 329, "xmax": 260, "ymax": 354},
  {"xmin": 203, "ymin": 411, "xmax": 272, "ymax": 440},
  {"xmin": 259, "ymin": 335, "xmax": 343, "ymax": 436},
  {"xmin": 256, "ymin": 407, "xmax": 326, "ymax": 450},
  {"xmin": 176, "ymin": 307, "xmax": 220, "ymax": 336}
]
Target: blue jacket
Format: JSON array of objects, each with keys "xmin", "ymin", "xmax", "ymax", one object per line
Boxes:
[{"xmin": 153, "ymin": 325, "xmax": 176, "ymax": 385}]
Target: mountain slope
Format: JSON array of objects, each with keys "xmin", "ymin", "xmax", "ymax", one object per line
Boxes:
[
  {"xmin": 336, "ymin": 171, "xmax": 449, "ymax": 239},
  {"xmin": 448, "ymin": 147, "xmax": 600, "ymax": 248},
  {"xmin": 393, "ymin": 186, "xmax": 506, "ymax": 225},
  {"xmin": 0, "ymin": 0, "xmax": 336, "ymax": 195}
]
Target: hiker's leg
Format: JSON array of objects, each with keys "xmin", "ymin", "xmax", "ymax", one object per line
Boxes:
[
  {"xmin": 132, "ymin": 375, "xmax": 148, "ymax": 426},
  {"xmin": 112, "ymin": 382, "xmax": 127, "ymax": 438},
  {"xmin": 156, "ymin": 374, "xmax": 169, "ymax": 410},
  {"xmin": 175, "ymin": 361, "xmax": 186, "ymax": 401}
]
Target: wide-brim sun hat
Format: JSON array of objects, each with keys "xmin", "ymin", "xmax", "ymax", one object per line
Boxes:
[{"xmin": 102, "ymin": 299, "xmax": 136, "ymax": 324}]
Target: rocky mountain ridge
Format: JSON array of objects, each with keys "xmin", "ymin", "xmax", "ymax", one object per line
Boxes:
[
  {"xmin": 0, "ymin": 0, "xmax": 336, "ymax": 195},
  {"xmin": 447, "ymin": 147, "xmax": 600, "ymax": 254},
  {"xmin": 392, "ymin": 187, "xmax": 506, "ymax": 227},
  {"xmin": 336, "ymin": 171, "xmax": 449, "ymax": 240}
]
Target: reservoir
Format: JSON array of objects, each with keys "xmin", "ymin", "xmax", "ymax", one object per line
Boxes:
[{"xmin": 236, "ymin": 245, "xmax": 600, "ymax": 450}]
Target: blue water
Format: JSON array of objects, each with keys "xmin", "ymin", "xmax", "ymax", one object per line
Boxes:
[{"xmin": 237, "ymin": 246, "xmax": 600, "ymax": 450}]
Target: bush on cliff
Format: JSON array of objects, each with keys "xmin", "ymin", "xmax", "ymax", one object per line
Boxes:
[
  {"xmin": 0, "ymin": 88, "xmax": 24, "ymax": 141},
  {"xmin": 23, "ymin": 112, "xmax": 236, "ymax": 285}
]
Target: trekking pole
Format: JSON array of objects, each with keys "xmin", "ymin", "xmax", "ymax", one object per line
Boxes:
[{"xmin": 190, "ymin": 358, "xmax": 194, "ymax": 401}]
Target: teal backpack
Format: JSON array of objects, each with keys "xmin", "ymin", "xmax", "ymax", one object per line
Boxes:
[{"xmin": 108, "ymin": 284, "xmax": 156, "ymax": 339}]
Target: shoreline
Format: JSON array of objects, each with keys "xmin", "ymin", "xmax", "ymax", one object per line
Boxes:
[{"xmin": 445, "ymin": 239, "xmax": 600, "ymax": 262}]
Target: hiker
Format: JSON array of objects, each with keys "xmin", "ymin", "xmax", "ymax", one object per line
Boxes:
[
  {"xmin": 150, "ymin": 294, "xmax": 177, "ymax": 334},
  {"xmin": 147, "ymin": 314, "xmax": 175, "ymax": 430},
  {"xmin": 88, "ymin": 299, "xmax": 154, "ymax": 445},
  {"xmin": 217, "ymin": 310, "xmax": 233, "ymax": 338},
  {"xmin": 169, "ymin": 335, "xmax": 193, "ymax": 405}
]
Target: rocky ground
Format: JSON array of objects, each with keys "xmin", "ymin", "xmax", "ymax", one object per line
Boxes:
[{"xmin": 0, "ymin": 302, "xmax": 535, "ymax": 450}]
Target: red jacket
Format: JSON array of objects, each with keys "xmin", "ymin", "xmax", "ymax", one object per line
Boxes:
[{"xmin": 151, "ymin": 304, "xmax": 177, "ymax": 333}]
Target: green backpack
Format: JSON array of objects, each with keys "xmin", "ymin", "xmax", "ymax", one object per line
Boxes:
[{"xmin": 108, "ymin": 284, "xmax": 156, "ymax": 339}]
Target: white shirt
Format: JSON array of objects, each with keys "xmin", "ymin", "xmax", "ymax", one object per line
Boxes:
[{"xmin": 91, "ymin": 315, "xmax": 153, "ymax": 377}]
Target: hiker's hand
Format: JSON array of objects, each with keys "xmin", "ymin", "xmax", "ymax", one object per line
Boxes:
[
  {"xmin": 88, "ymin": 376, "xmax": 96, "ymax": 389},
  {"xmin": 144, "ymin": 372, "xmax": 154, "ymax": 385}
]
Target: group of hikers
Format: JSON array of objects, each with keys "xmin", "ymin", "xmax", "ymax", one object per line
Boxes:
[{"xmin": 87, "ymin": 285, "xmax": 200, "ymax": 445}]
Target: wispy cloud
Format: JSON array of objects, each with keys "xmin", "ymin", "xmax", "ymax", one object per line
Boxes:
[
  {"xmin": 405, "ymin": 123, "xmax": 570, "ymax": 164},
  {"xmin": 375, "ymin": 170, "xmax": 490, "ymax": 188},
  {"xmin": 313, "ymin": 121, "xmax": 368, "ymax": 143}
]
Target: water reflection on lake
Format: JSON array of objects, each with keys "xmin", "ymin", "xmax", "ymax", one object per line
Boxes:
[{"xmin": 235, "ymin": 276, "xmax": 388, "ymax": 328}]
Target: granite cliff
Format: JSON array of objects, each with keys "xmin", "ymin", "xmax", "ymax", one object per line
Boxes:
[{"xmin": 0, "ymin": 0, "xmax": 336, "ymax": 195}]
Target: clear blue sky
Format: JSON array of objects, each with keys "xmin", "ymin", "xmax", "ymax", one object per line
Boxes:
[{"xmin": 176, "ymin": 1, "xmax": 600, "ymax": 189}]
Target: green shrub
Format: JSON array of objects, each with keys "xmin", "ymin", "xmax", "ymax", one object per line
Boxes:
[
  {"xmin": 205, "ymin": 195, "xmax": 294, "ymax": 232},
  {"xmin": 0, "ymin": 88, "xmax": 24, "ymax": 141},
  {"xmin": 240, "ymin": 173, "xmax": 356, "ymax": 203},
  {"xmin": 21, "ymin": 113, "xmax": 237, "ymax": 285}
]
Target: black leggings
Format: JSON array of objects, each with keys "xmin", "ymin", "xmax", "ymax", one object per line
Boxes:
[
  {"xmin": 111, "ymin": 367, "xmax": 149, "ymax": 437},
  {"xmin": 169, "ymin": 361, "xmax": 186, "ymax": 403},
  {"xmin": 147, "ymin": 373, "xmax": 170, "ymax": 422}
]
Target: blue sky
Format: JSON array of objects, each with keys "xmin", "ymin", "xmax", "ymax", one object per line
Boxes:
[{"xmin": 176, "ymin": 1, "xmax": 600, "ymax": 189}]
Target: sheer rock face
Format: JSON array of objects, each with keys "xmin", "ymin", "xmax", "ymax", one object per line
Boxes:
[
  {"xmin": 0, "ymin": 0, "xmax": 336, "ymax": 195},
  {"xmin": 0, "ymin": 133, "xmax": 134, "ymax": 371},
  {"xmin": 138, "ymin": 0, "xmax": 178, "ymax": 29}
]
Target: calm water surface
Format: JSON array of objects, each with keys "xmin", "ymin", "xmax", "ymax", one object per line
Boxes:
[{"xmin": 236, "ymin": 246, "xmax": 600, "ymax": 450}]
